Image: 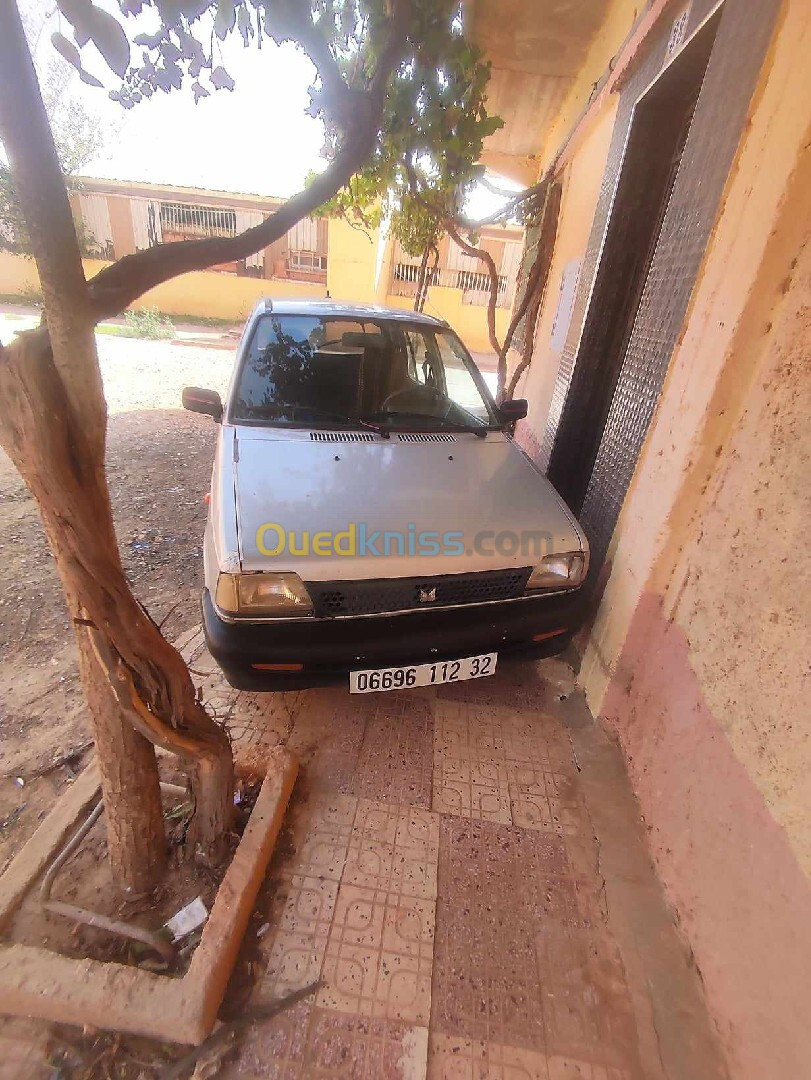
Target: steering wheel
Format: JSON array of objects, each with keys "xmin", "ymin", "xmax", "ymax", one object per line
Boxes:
[{"xmin": 380, "ymin": 384, "xmax": 451, "ymax": 416}]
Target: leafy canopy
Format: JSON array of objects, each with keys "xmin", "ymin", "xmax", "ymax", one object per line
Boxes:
[{"xmin": 313, "ymin": 5, "xmax": 503, "ymax": 255}]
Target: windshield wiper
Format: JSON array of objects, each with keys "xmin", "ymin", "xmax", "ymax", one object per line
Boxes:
[
  {"xmin": 369, "ymin": 410, "xmax": 490, "ymax": 438},
  {"xmin": 268, "ymin": 404, "xmax": 390, "ymax": 438}
]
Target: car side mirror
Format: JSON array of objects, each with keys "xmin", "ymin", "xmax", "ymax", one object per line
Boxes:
[
  {"xmin": 182, "ymin": 387, "xmax": 222, "ymax": 422},
  {"xmin": 500, "ymin": 398, "xmax": 528, "ymax": 422}
]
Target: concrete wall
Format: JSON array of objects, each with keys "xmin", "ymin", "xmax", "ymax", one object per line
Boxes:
[{"xmin": 574, "ymin": 3, "xmax": 811, "ymax": 1077}]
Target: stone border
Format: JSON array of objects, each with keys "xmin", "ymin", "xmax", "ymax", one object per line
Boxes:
[{"xmin": 0, "ymin": 747, "xmax": 298, "ymax": 1044}]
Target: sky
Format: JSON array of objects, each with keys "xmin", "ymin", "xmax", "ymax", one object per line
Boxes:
[{"xmin": 16, "ymin": 0, "xmax": 521, "ymax": 214}]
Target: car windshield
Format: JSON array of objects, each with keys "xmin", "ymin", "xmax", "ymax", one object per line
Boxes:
[{"xmin": 230, "ymin": 314, "xmax": 500, "ymax": 431}]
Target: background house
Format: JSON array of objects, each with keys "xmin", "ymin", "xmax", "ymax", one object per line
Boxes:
[{"xmin": 0, "ymin": 175, "xmax": 522, "ymax": 355}]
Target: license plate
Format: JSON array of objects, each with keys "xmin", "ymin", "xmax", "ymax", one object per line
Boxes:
[{"xmin": 349, "ymin": 653, "xmax": 497, "ymax": 694}]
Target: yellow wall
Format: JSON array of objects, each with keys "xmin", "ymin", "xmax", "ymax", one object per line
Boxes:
[
  {"xmin": 569, "ymin": 5, "xmax": 811, "ymax": 1078},
  {"xmin": 326, "ymin": 217, "xmax": 380, "ymax": 304},
  {"xmin": 0, "ymin": 251, "xmax": 40, "ymax": 297},
  {"xmin": 580, "ymin": 0, "xmax": 811, "ymax": 868},
  {"xmin": 514, "ymin": 96, "xmax": 620, "ymax": 454},
  {"xmin": 0, "ymin": 251, "xmax": 326, "ymax": 323},
  {"xmin": 0, "ymin": 239, "xmax": 507, "ymax": 351},
  {"xmin": 385, "ymin": 286, "xmax": 510, "ymax": 354},
  {"xmin": 137, "ymin": 267, "xmax": 324, "ymax": 321}
]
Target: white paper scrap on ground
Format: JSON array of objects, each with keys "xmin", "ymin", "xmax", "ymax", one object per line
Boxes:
[{"xmin": 164, "ymin": 896, "xmax": 208, "ymax": 942}]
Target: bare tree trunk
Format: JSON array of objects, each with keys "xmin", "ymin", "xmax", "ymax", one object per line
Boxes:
[
  {"xmin": 0, "ymin": 330, "xmax": 235, "ymax": 885},
  {"xmin": 77, "ymin": 638, "xmax": 167, "ymax": 892},
  {"xmin": 503, "ymin": 182, "xmax": 562, "ymax": 400},
  {"xmin": 0, "ymin": 0, "xmax": 238, "ymax": 889},
  {"xmin": 414, "ymin": 246, "xmax": 431, "ymax": 312}
]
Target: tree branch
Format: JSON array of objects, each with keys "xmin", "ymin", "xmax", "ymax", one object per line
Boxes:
[
  {"xmin": 443, "ymin": 217, "xmax": 502, "ymax": 362},
  {"xmin": 84, "ymin": 1, "xmax": 411, "ymax": 322},
  {"xmin": 456, "ymin": 171, "xmax": 553, "ymax": 230},
  {"xmin": 0, "ymin": 0, "xmax": 87, "ymax": 323},
  {"xmin": 503, "ymin": 181, "xmax": 562, "ymax": 399},
  {"xmin": 405, "ymin": 161, "xmax": 504, "ymax": 384}
]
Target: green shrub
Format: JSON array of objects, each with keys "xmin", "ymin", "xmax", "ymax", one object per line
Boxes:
[{"xmin": 123, "ymin": 307, "xmax": 176, "ymax": 340}]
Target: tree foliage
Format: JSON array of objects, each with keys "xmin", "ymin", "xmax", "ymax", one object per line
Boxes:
[{"xmin": 307, "ymin": 2, "xmax": 503, "ymax": 255}]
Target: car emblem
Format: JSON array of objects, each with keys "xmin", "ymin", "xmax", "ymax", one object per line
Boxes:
[{"xmin": 418, "ymin": 586, "xmax": 437, "ymax": 604}]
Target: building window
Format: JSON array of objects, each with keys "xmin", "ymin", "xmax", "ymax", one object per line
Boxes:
[
  {"xmin": 289, "ymin": 250, "xmax": 328, "ymax": 271},
  {"xmin": 159, "ymin": 202, "xmax": 237, "ymax": 239}
]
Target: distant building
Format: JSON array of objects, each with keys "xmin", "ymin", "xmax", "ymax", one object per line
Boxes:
[{"xmin": 60, "ymin": 176, "xmax": 523, "ymax": 352}]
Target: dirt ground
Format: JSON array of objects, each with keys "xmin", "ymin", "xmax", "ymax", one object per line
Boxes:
[{"xmin": 0, "ymin": 311, "xmax": 235, "ymax": 871}]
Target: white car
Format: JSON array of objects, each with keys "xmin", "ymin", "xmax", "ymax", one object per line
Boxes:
[{"xmin": 183, "ymin": 299, "xmax": 589, "ymax": 692}]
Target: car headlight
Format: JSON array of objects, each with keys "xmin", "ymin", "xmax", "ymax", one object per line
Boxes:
[
  {"xmin": 526, "ymin": 552, "xmax": 588, "ymax": 591},
  {"xmin": 215, "ymin": 572, "xmax": 314, "ymax": 617}
]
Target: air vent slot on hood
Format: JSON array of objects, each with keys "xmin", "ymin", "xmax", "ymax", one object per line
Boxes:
[
  {"xmin": 309, "ymin": 431, "xmax": 376, "ymax": 443},
  {"xmin": 396, "ymin": 432, "xmax": 456, "ymax": 443}
]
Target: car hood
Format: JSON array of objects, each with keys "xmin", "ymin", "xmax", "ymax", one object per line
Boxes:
[{"xmin": 233, "ymin": 427, "xmax": 583, "ymax": 579}]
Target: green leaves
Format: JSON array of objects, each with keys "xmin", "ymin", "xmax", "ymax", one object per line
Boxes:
[
  {"xmin": 50, "ymin": 31, "xmax": 104, "ymax": 87},
  {"xmin": 214, "ymin": 0, "xmax": 236, "ymax": 41},
  {"xmin": 56, "ymin": 0, "xmax": 131, "ymax": 78}
]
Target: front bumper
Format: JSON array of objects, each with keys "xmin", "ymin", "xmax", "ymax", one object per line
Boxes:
[{"xmin": 202, "ymin": 586, "xmax": 591, "ymax": 691}]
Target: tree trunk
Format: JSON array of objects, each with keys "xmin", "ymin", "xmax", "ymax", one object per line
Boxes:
[
  {"xmin": 0, "ymin": 329, "xmax": 234, "ymax": 888},
  {"xmin": 77, "ymin": 635, "xmax": 167, "ymax": 893},
  {"xmin": 414, "ymin": 246, "xmax": 431, "ymax": 312}
]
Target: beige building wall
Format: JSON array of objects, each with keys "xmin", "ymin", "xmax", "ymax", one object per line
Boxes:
[
  {"xmin": 560, "ymin": 4, "xmax": 811, "ymax": 1078},
  {"xmin": 537, "ymin": 0, "xmax": 640, "ymax": 173},
  {"xmin": 475, "ymin": 0, "xmax": 810, "ymax": 1076},
  {"xmin": 106, "ymin": 195, "xmax": 136, "ymax": 258},
  {"xmin": 515, "ymin": 98, "xmax": 619, "ymax": 457}
]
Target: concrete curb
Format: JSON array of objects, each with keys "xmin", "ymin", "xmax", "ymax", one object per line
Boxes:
[
  {"xmin": 0, "ymin": 762, "xmax": 102, "ymax": 934},
  {"xmin": 0, "ymin": 747, "xmax": 298, "ymax": 1044}
]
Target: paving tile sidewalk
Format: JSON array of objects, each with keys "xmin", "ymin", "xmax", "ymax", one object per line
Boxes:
[
  {"xmin": 169, "ymin": 633, "xmax": 724, "ymax": 1080},
  {"xmin": 0, "ymin": 635, "xmax": 725, "ymax": 1079}
]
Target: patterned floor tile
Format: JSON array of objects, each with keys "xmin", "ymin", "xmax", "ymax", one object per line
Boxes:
[
  {"xmin": 432, "ymin": 701, "xmax": 583, "ymax": 833},
  {"xmin": 227, "ymin": 1005, "xmax": 428, "ymax": 1079},
  {"xmin": 427, "ymin": 1034, "xmax": 551, "ymax": 1079},
  {"xmin": 431, "ymin": 815, "xmax": 641, "ymax": 1071},
  {"xmin": 285, "ymin": 694, "xmax": 368, "ymax": 793},
  {"xmin": 282, "ymin": 794, "xmax": 358, "ymax": 882},
  {"xmin": 318, "ymin": 884, "xmax": 435, "ymax": 1023},
  {"xmin": 222, "ymin": 998, "xmax": 314, "ymax": 1079},
  {"xmin": 261, "ymin": 875, "xmax": 340, "ymax": 997},
  {"xmin": 508, "ymin": 764, "xmax": 582, "ymax": 836},
  {"xmin": 351, "ymin": 697, "xmax": 434, "ymax": 807},
  {"xmin": 432, "ymin": 758, "xmax": 513, "ymax": 823},
  {"xmin": 342, "ymin": 800, "xmax": 440, "ymax": 899},
  {"xmin": 303, "ymin": 1012, "xmax": 428, "ymax": 1079}
]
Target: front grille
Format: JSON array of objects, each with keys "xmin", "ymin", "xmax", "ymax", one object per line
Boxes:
[
  {"xmin": 306, "ymin": 567, "xmax": 532, "ymax": 617},
  {"xmin": 309, "ymin": 431, "xmax": 376, "ymax": 443},
  {"xmin": 397, "ymin": 432, "xmax": 456, "ymax": 443}
]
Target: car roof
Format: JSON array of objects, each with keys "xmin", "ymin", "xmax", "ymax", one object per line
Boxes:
[{"xmin": 251, "ymin": 298, "xmax": 448, "ymax": 328}]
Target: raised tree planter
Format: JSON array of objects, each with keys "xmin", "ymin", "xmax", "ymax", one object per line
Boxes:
[{"xmin": 0, "ymin": 747, "xmax": 297, "ymax": 1044}]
